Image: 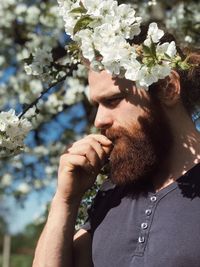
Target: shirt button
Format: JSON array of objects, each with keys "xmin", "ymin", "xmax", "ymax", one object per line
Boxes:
[
  {"xmin": 150, "ymin": 196, "xmax": 157, "ymax": 202},
  {"xmin": 138, "ymin": 236, "xmax": 145, "ymax": 243},
  {"xmin": 145, "ymin": 209, "xmax": 152, "ymax": 216},
  {"xmin": 102, "ymin": 192, "xmax": 106, "ymax": 197},
  {"xmin": 141, "ymin": 223, "xmax": 148, "ymax": 229}
]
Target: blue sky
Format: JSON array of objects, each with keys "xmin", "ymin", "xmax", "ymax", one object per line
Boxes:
[{"xmin": 3, "ymin": 185, "xmax": 55, "ymax": 234}]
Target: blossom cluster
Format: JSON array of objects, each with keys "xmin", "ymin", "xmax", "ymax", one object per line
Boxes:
[
  {"xmin": 166, "ymin": 2, "xmax": 200, "ymax": 46},
  {"xmin": 0, "ymin": 109, "xmax": 32, "ymax": 157},
  {"xmin": 24, "ymin": 45, "xmax": 55, "ymax": 84},
  {"xmin": 57, "ymin": 0, "xmax": 185, "ymax": 89}
]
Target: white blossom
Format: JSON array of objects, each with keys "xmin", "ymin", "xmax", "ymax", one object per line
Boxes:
[
  {"xmin": 0, "ymin": 109, "xmax": 32, "ymax": 158},
  {"xmin": 29, "ymin": 79, "xmax": 43, "ymax": 95},
  {"xmin": 15, "ymin": 3, "xmax": 27, "ymax": 15},
  {"xmin": 137, "ymin": 66, "xmax": 158, "ymax": 88},
  {"xmin": 24, "ymin": 46, "xmax": 53, "ymax": 82},
  {"xmin": 57, "ymin": 0, "xmax": 80, "ymax": 36},
  {"xmin": 156, "ymin": 41, "xmax": 177, "ymax": 58},
  {"xmin": 82, "ymin": 0, "xmax": 103, "ymax": 16},
  {"xmin": 151, "ymin": 64, "xmax": 171, "ymax": 80},
  {"xmin": 166, "ymin": 2, "xmax": 200, "ymax": 46},
  {"xmin": 57, "ymin": 1, "xmax": 179, "ymax": 88},
  {"xmin": 23, "ymin": 106, "xmax": 37, "ymax": 119},
  {"xmin": 63, "ymin": 77, "xmax": 85, "ymax": 105},
  {"xmin": 81, "ymin": 38, "xmax": 95, "ymax": 62},
  {"xmin": 34, "ymin": 47, "xmax": 53, "ymax": 67},
  {"xmin": 137, "ymin": 64, "xmax": 171, "ymax": 88},
  {"xmin": 124, "ymin": 60, "xmax": 141, "ymax": 81},
  {"xmin": 17, "ymin": 183, "xmax": 31, "ymax": 194},
  {"xmin": 185, "ymin": 35, "xmax": 193, "ymax": 43},
  {"xmin": 45, "ymin": 94, "xmax": 63, "ymax": 113},
  {"xmin": 25, "ymin": 6, "xmax": 40, "ymax": 25},
  {"xmin": 144, "ymin": 22, "xmax": 164, "ymax": 46},
  {"xmin": 1, "ymin": 173, "xmax": 12, "ymax": 187},
  {"xmin": 16, "ymin": 48, "xmax": 30, "ymax": 61},
  {"xmin": 24, "ymin": 64, "xmax": 33, "ymax": 75},
  {"xmin": 100, "ymin": 37, "xmax": 129, "ymax": 63},
  {"xmin": 99, "ymin": 0, "xmax": 118, "ymax": 17}
]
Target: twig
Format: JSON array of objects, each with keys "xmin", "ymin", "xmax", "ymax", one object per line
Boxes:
[{"xmin": 19, "ymin": 64, "xmax": 77, "ymax": 119}]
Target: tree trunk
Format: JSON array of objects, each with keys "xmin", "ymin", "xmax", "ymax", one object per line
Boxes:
[{"xmin": 2, "ymin": 234, "xmax": 11, "ymax": 267}]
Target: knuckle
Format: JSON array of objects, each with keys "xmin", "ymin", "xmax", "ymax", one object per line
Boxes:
[
  {"xmin": 59, "ymin": 153, "xmax": 70, "ymax": 164},
  {"xmin": 61, "ymin": 165, "xmax": 70, "ymax": 173},
  {"xmin": 79, "ymin": 156, "xmax": 87, "ymax": 165},
  {"xmin": 59, "ymin": 154, "xmax": 66, "ymax": 163},
  {"xmin": 84, "ymin": 143, "xmax": 93, "ymax": 153}
]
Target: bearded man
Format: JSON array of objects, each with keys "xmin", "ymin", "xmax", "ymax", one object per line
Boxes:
[
  {"xmin": 32, "ymin": 46, "xmax": 200, "ymax": 266},
  {"xmin": 32, "ymin": 1, "xmax": 200, "ymax": 264}
]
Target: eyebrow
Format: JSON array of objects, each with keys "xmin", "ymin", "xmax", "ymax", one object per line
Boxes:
[{"xmin": 90, "ymin": 91, "xmax": 124, "ymax": 106}]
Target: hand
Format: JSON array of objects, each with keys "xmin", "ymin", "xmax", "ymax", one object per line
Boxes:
[{"xmin": 56, "ymin": 134, "xmax": 112, "ymax": 202}]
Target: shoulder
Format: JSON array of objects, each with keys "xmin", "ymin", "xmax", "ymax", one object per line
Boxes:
[
  {"xmin": 81, "ymin": 179, "xmax": 120, "ymax": 234},
  {"xmin": 176, "ymin": 163, "xmax": 200, "ymax": 199}
]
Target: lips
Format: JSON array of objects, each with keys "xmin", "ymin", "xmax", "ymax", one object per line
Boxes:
[{"xmin": 105, "ymin": 130, "xmax": 121, "ymax": 143}]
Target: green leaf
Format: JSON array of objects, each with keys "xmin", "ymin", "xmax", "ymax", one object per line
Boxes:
[
  {"xmin": 142, "ymin": 44, "xmax": 151, "ymax": 55},
  {"xmin": 164, "ymin": 53, "xmax": 171, "ymax": 59},
  {"xmin": 150, "ymin": 41, "xmax": 156, "ymax": 56},
  {"xmin": 146, "ymin": 60, "xmax": 155, "ymax": 68},
  {"xmin": 67, "ymin": 41, "xmax": 79, "ymax": 52},
  {"xmin": 73, "ymin": 16, "xmax": 93, "ymax": 35},
  {"xmin": 70, "ymin": 7, "xmax": 87, "ymax": 14}
]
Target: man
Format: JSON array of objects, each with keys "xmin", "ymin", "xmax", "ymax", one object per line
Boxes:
[{"xmin": 32, "ymin": 47, "xmax": 200, "ymax": 266}]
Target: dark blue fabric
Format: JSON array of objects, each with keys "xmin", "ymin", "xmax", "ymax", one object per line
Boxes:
[{"xmin": 82, "ymin": 163, "xmax": 200, "ymax": 267}]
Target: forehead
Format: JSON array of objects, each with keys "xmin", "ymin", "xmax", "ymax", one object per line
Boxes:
[
  {"xmin": 88, "ymin": 69, "xmax": 134, "ymax": 100},
  {"xmin": 88, "ymin": 69, "xmax": 150, "ymax": 104}
]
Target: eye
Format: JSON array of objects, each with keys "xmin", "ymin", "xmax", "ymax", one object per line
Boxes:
[{"xmin": 104, "ymin": 97, "xmax": 123, "ymax": 108}]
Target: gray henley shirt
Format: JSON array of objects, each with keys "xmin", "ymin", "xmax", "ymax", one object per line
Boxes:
[{"xmin": 82, "ymin": 163, "xmax": 200, "ymax": 267}]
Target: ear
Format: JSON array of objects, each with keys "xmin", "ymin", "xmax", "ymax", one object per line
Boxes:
[{"xmin": 159, "ymin": 70, "xmax": 181, "ymax": 107}]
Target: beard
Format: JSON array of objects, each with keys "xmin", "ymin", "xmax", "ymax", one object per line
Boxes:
[{"xmin": 104, "ymin": 101, "xmax": 174, "ymax": 188}]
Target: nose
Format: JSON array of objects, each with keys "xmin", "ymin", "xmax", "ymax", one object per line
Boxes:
[{"xmin": 94, "ymin": 105, "xmax": 113, "ymax": 129}]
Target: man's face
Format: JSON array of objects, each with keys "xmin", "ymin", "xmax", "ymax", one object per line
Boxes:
[{"xmin": 88, "ymin": 70, "xmax": 173, "ymax": 187}]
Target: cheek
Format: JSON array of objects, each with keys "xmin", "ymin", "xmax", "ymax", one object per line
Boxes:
[{"xmin": 115, "ymin": 102, "xmax": 148, "ymax": 128}]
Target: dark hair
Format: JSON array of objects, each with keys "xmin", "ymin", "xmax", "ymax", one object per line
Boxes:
[
  {"xmin": 149, "ymin": 48, "xmax": 200, "ymax": 116},
  {"xmin": 177, "ymin": 50, "xmax": 200, "ymax": 114},
  {"xmin": 132, "ymin": 24, "xmax": 200, "ymax": 116}
]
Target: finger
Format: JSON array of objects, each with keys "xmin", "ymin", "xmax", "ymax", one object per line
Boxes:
[
  {"xmin": 85, "ymin": 136, "xmax": 113, "ymax": 155},
  {"xmin": 101, "ymin": 144, "xmax": 113, "ymax": 155},
  {"xmin": 87, "ymin": 134, "xmax": 112, "ymax": 146},
  {"xmin": 70, "ymin": 138, "xmax": 106, "ymax": 160},
  {"xmin": 68, "ymin": 143, "xmax": 101, "ymax": 168},
  {"xmin": 62, "ymin": 134, "xmax": 113, "ymax": 159},
  {"xmin": 71, "ymin": 136, "xmax": 113, "ymax": 156},
  {"xmin": 59, "ymin": 154, "xmax": 95, "ymax": 174}
]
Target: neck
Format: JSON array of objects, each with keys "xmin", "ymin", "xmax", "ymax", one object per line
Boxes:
[{"xmin": 154, "ymin": 105, "xmax": 200, "ymax": 192}]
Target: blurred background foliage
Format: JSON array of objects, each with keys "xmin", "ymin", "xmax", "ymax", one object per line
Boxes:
[{"xmin": 0, "ymin": 0, "xmax": 199, "ymax": 266}]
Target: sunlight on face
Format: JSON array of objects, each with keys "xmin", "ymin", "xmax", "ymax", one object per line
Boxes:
[{"xmin": 88, "ymin": 69, "xmax": 152, "ymax": 131}]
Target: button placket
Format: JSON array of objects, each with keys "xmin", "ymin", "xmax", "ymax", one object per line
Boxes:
[{"xmin": 135, "ymin": 193, "xmax": 158, "ymax": 255}]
